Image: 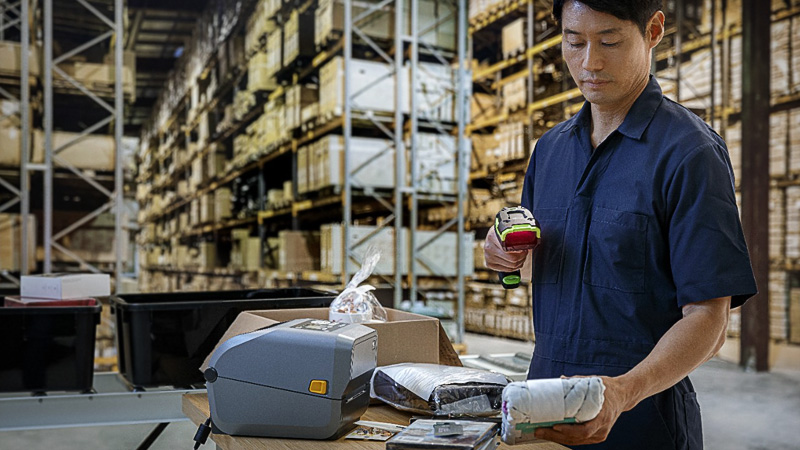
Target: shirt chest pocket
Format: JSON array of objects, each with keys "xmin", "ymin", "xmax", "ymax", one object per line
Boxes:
[
  {"xmin": 583, "ymin": 207, "xmax": 648, "ymax": 293},
  {"xmin": 532, "ymin": 207, "xmax": 569, "ymax": 284}
]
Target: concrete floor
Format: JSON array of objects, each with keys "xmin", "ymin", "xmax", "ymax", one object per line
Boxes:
[{"xmin": 1, "ymin": 333, "xmax": 798, "ymax": 449}]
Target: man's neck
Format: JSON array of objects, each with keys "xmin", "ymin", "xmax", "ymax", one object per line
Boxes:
[{"xmin": 589, "ymin": 77, "xmax": 650, "ymax": 148}]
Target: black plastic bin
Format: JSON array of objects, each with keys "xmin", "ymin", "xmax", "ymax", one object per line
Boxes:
[
  {"xmin": 111, "ymin": 288, "xmax": 336, "ymax": 388},
  {"xmin": 0, "ymin": 300, "xmax": 102, "ymax": 393}
]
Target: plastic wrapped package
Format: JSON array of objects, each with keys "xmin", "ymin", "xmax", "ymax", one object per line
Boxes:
[
  {"xmin": 501, "ymin": 377, "xmax": 605, "ymax": 445},
  {"xmin": 371, "ymin": 363, "xmax": 511, "ymax": 417},
  {"xmin": 329, "ymin": 246, "xmax": 387, "ymax": 323}
]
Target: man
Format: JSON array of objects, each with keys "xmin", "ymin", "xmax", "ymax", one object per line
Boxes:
[{"xmin": 484, "ymin": 1, "xmax": 758, "ymax": 449}]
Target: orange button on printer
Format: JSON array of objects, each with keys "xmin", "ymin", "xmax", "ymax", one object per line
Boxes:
[{"xmin": 309, "ymin": 380, "xmax": 327, "ymax": 395}]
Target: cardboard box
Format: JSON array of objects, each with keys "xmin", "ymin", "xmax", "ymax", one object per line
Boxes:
[
  {"xmin": 33, "ymin": 130, "xmax": 116, "ymax": 171},
  {"xmin": 502, "ymin": 18, "xmax": 526, "ymax": 59},
  {"xmin": 201, "ymin": 308, "xmax": 447, "ymax": 372},
  {"xmin": 279, "ymin": 230, "xmax": 321, "ymax": 272},
  {"xmin": 21, "ymin": 273, "xmax": 110, "ymax": 300},
  {"xmin": 0, "ymin": 40, "xmax": 41, "ymax": 76},
  {"xmin": 0, "ymin": 214, "xmax": 36, "ymax": 272}
]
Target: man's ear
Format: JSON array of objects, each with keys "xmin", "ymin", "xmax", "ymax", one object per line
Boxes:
[{"xmin": 647, "ymin": 11, "xmax": 666, "ymax": 50}]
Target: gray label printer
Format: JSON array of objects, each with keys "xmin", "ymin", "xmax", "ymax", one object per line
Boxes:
[{"xmin": 204, "ymin": 318, "xmax": 378, "ymax": 439}]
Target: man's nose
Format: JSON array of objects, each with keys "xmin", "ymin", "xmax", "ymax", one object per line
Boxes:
[{"xmin": 582, "ymin": 43, "xmax": 604, "ymax": 72}]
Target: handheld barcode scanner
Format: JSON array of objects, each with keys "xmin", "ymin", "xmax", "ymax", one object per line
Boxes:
[{"xmin": 494, "ymin": 206, "xmax": 541, "ymax": 289}]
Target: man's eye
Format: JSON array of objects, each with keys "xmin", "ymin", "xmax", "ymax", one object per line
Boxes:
[
  {"xmin": 568, "ymin": 42, "xmax": 585, "ymax": 49},
  {"xmin": 602, "ymin": 42, "xmax": 620, "ymax": 47}
]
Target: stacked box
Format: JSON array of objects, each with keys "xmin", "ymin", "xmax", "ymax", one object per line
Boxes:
[
  {"xmin": 471, "ymin": 93, "xmax": 499, "ymax": 123},
  {"xmin": 413, "ymin": 229, "xmax": 475, "ymax": 277},
  {"xmin": 245, "ymin": 0, "xmax": 276, "ymax": 55},
  {"xmin": 0, "ymin": 214, "xmax": 36, "ymax": 272},
  {"xmin": 471, "ymin": 133, "xmax": 501, "ymax": 170},
  {"xmin": 0, "ymin": 40, "xmax": 41, "ymax": 76},
  {"xmin": 502, "ymin": 77, "xmax": 527, "ymax": 113},
  {"xmin": 190, "ymin": 199, "xmax": 200, "ymax": 226},
  {"xmin": 790, "ymin": 287, "xmax": 800, "ymax": 344},
  {"xmin": 772, "ymin": 19, "xmax": 790, "ymax": 99},
  {"xmin": 497, "ymin": 121, "xmax": 526, "ymax": 163},
  {"xmin": 248, "ymin": 51, "xmax": 278, "ymax": 91},
  {"xmin": 315, "ymin": 0, "xmax": 394, "ymax": 49},
  {"xmin": 197, "ymin": 242, "xmax": 217, "ymax": 269},
  {"xmin": 200, "ymin": 193, "xmax": 215, "ymax": 224},
  {"xmin": 321, "ymin": 224, "xmax": 406, "ymax": 276},
  {"xmin": 266, "ymin": 28, "xmax": 282, "ymax": 78},
  {"xmin": 502, "ymin": 18, "xmax": 526, "ymax": 59},
  {"xmin": 415, "ymin": 133, "xmax": 457, "ymax": 194},
  {"xmin": 230, "ymin": 229, "xmax": 261, "ymax": 271},
  {"xmin": 297, "ymin": 145, "xmax": 309, "ymax": 194},
  {"xmin": 263, "ymin": 98, "xmax": 287, "ymax": 148},
  {"xmin": 234, "ymin": 90, "xmax": 256, "ymax": 120},
  {"xmin": 215, "ymin": 188, "xmax": 233, "ymax": 222},
  {"xmin": 319, "ymin": 57, "xmax": 397, "ymax": 118},
  {"xmin": 415, "ymin": 63, "xmax": 455, "ymax": 123},
  {"xmin": 725, "ymin": 121, "xmax": 742, "ymax": 182},
  {"xmin": 190, "ymin": 157, "xmax": 205, "ymax": 190},
  {"xmin": 283, "ymin": 9, "xmax": 315, "ymax": 67},
  {"xmin": 786, "ymin": 187, "xmax": 800, "ymax": 259},
  {"xmin": 285, "ymin": 84, "xmax": 318, "ymax": 131},
  {"xmin": 310, "ymin": 135, "xmax": 395, "ymax": 191},
  {"xmin": 417, "ymin": 0, "xmax": 456, "ymax": 50},
  {"xmin": 278, "ymin": 230, "xmax": 321, "ymax": 272},
  {"xmin": 769, "ymin": 271, "xmax": 789, "ymax": 341},
  {"xmin": 790, "ymin": 109, "xmax": 800, "ymax": 174},
  {"xmin": 770, "ymin": 112, "xmax": 788, "ymax": 178},
  {"xmin": 770, "ymin": 188, "xmax": 785, "ymax": 261},
  {"xmin": 207, "ymin": 146, "xmax": 228, "ymax": 180}
]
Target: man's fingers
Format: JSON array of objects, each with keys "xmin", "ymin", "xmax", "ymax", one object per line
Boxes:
[
  {"xmin": 534, "ymin": 424, "xmax": 603, "ymax": 446},
  {"xmin": 485, "ymin": 253, "xmax": 527, "ymax": 271}
]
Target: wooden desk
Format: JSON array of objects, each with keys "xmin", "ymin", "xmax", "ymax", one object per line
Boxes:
[{"xmin": 183, "ymin": 393, "xmax": 568, "ymax": 450}]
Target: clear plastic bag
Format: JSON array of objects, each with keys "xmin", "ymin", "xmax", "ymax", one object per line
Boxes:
[
  {"xmin": 329, "ymin": 246, "xmax": 387, "ymax": 323},
  {"xmin": 370, "ymin": 363, "xmax": 511, "ymax": 417}
]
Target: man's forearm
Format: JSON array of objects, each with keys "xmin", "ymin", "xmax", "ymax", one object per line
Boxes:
[{"xmin": 616, "ymin": 297, "xmax": 731, "ymax": 411}]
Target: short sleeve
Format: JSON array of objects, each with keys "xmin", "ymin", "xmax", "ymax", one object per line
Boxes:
[
  {"xmin": 520, "ymin": 141, "xmax": 537, "ymax": 211},
  {"xmin": 666, "ymin": 143, "xmax": 757, "ymax": 309}
]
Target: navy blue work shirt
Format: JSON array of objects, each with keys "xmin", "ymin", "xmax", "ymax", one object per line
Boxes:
[{"xmin": 520, "ymin": 76, "xmax": 757, "ymax": 450}]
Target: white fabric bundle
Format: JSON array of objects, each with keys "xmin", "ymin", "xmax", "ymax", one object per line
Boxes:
[{"xmin": 501, "ymin": 377, "xmax": 606, "ymax": 445}]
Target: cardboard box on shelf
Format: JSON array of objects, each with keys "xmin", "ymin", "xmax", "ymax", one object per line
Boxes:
[
  {"xmin": 215, "ymin": 188, "xmax": 233, "ymax": 222},
  {"xmin": 0, "ymin": 214, "xmax": 36, "ymax": 272},
  {"xmin": 278, "ymin": 230, "xmax": 321, "ymax": 272},
  {"xmin": 321, "ymin": 224, "xmax": 406, "ymax": 276},
  {"xmin": 31, "ymin": 130, "xmax": 115, "ymax": 171},
  {"xmin": 200, "ymin": 193, "xmax": 216, "ymax": 224},
  {"xmin": 201, "ymin": 308, "xmax": 446, "ymax": 372},
  {"xmin": 283, "ymin": 8, "xmax": 315, "ymax": 67},
  {"xmin": 0, "ymin": 40, "xmax": 41, "ymax": 76},
  {"xmin": 311, "ymin": 135, "xmax": 395, "ymax": 191},
  {"xmin": 285, "ymin": 83, "xmax": 318, "ymax": 131},
  {"xmin": 471, "ymin": 93, "xmax": 498, "ymax": 123},
  {"xmin": 266, "ymin": 28, "xmax": 282, "ymax": 78},
  {"xmin": 502, "ymin": 18, "xmax": 526, "ymax": 59},
  {"xmin": 297, "ymin": 145, "xmax": 309, "ymax": 194}
]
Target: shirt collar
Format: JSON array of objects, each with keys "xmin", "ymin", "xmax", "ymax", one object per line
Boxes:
[{"xmin": 559, "ymin": 75, "xmax": 664, "ymax": 141}]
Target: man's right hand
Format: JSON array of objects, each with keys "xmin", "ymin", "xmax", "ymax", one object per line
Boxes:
[{"xmin": 484, "ymin": 229, "xmax": 529, "ymax": 271}]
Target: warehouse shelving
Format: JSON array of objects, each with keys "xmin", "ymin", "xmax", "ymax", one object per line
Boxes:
[
  {"xmin": 134, "ymin": 0, "xmax": 472, "ymax": 340},
  {"xmin": 0, "ymin": 0, "xmax": 132, "ymax": 288}
]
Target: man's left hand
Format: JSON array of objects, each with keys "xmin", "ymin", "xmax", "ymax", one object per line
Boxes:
[{"xmin": 533, "ymin": 376, "xmax": 634, "ymax": 446}]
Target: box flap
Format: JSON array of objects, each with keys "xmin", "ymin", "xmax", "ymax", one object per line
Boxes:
[{"xmin": 200, "ymin": 308, "xmax": 442, "ymax": 373}]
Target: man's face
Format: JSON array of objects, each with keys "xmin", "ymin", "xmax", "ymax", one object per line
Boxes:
[{"xmin": 561, "ymin": 1, "xmax": 659, "ymax": 107}]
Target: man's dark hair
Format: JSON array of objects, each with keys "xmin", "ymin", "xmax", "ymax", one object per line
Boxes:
[{"xmin": 553, "ymin": 0, "xmax": 663, "ymax": 35}]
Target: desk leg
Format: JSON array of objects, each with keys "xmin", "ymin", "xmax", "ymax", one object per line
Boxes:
[{"xmin": 136, "ymin": 422, "xmax": 170, "ymax": 450}]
